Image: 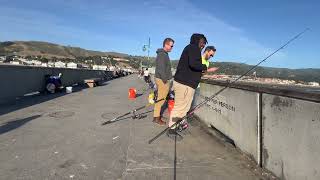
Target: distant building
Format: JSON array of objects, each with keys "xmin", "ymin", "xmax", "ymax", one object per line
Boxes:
[
  {"xmin": 41, "ymin": 63, "xmax": 48, "ymax": 67},
  {"xmin": 109, "ymin": 66, "xmax": 115, "ymax": 71},
  {"xmin": 148, "ymin": 67, "xmax": 156, "ymax": 74},
  {"xmin": 10, "ymin": 61, "xmax": 20, "ymax": 65},
  {"xmin": 101, "ymin": 56, "xmax": 110, "ymax": 60},
  {"xmin": 78, "ymin": 64, "xmax": 90, "ymax": 69},
  {"xmin": 67, "ymin": 62, "xmax": 78, "ymax": 69},
  {"xmin": 20, "ymin": 59, "xmax": 33, "ymax": 65},
  {"xmin": 31, "ymin": 60, "xmax": 42, "ymax": 66},
  {"xmin": 92, "ymin": 65, "xmax": 108, "ymax": 70},
  {"xmin": 48, "ymin": 61, "xmax": 55, "ymax": 67},
  {"xmin": 54, "ymin": 61, "xmax": 66, "ymax": 68},
  {"xmin": 309, "ymin": 82, "xmax": 320, "ymax": 86},
  {"xmin": 114, "ymin": 57, "xmax": 129, "ymax": 62},
  {"xmin": 0, "ymin": 56, "xmax": 6, "ymax": 62}
]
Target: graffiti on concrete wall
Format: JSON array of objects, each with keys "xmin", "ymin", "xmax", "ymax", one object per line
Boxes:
[{"xmin": 197, "ymin": 94, "xmax": 236, "ymax": 114}]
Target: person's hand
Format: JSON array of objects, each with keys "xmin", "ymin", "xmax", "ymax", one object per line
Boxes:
[{"xmin": 207, "ymin": 67, "xmax": 219, "ymax": 73}]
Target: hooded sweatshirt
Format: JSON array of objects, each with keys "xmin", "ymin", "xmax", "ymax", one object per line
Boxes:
[
  {"xmin": 155, "ymin": 48, "xmax": 172, "ymax": 81},
  {"xmin": 174, "ymin": 34, "xmax": 208, "ymax": 89}
]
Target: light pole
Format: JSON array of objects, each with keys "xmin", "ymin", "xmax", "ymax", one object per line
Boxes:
[{"xmin": 142, "ymin": 37, "xmax": 151, "ymax": 69}]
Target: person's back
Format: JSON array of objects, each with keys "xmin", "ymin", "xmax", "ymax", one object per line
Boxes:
[
  {"xmin": 174, "ymin": 34, "xmax": 207, "ymax": 89},
  {"xmin": 167, "ymin": 33, "xmax": 208, "ymax": 137}
]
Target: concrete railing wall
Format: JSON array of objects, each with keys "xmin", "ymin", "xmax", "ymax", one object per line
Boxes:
[
  {"xmin": 0, "ymin": 64, "xmax": 111, "ymax": 104},
  {"xmin": 194, "ymin": 80, "xmax": 320, "ymax": 180}
]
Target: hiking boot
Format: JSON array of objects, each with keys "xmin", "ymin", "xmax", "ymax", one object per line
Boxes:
[{"xmin": 153, "ymin": 117, "xmax": 166, "ymax": 126}]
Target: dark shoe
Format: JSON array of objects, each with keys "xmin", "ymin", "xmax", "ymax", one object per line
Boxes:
[
  {"xmin": 153, "ymin": 117, "xmax": 166, "ymax": 126},
  {"xmin": 152, "ymin": 117, "xmax": 158, "ymax": 123}
]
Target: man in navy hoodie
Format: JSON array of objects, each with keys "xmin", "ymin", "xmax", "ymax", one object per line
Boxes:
[{"xmin": 168, "ymin": 33, "xmax": 208, "ymax": 136}]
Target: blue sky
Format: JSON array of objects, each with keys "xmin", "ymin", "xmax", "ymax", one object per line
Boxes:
[{"xmin": 0, "ymin": 0, "xmax": 319, "ymax": 69}]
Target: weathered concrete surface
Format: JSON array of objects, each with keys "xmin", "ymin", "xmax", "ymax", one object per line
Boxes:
[
  {"xmin": 0, "ymin": 75, "xmax": 274, "ymax": 180},
  {"xmin": 0, "ymin": 64, "xmax": 111, "ymax": 104},
  {"xmin": 202, "ymin": 79, "xmax": 320, "ymax": 103},
  {"xmin": 193, "ymin": 83, "xmax": 260, "ymax": 163},
  {"xmin": 262, "ymin": 94, "xmax": 320, "ymax": 180}
]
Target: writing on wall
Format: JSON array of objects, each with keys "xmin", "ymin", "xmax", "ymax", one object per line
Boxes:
[{"xmin": 197, "ymin": 94, "xmax": 236, "ymax": 114}]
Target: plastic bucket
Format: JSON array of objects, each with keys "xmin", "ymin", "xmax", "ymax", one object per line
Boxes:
[
  {"xmin": 66, "ymin": 86, "xmax": 73, "ymax": 93},
  {"xmin": 168, "ymin": 99, "xmax": 175, "ymax": 115},
  {"xmin": 128, "ymin": 88, "xmax": 136, "ymax": 99}
]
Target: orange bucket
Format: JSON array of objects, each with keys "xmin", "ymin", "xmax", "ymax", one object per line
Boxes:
[
  {"xmin": 128, "ymin": 88, "xmax": 136, "ymax": 99},
  {"xmin": 168, "ymin": 99, "xmax": 174, "ymax": 115}
]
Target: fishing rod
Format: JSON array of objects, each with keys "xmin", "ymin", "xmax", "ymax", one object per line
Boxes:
[
  {"xmin": 101, "ymin": 98, "xmax": 165, "ymax": 125},
  {"xmin": 174, "ymin": 134, "xmax": 177, "ymax": 180},
  {"xmin": 101, "ymin": 79, "xmax": 163, "ymax": 125},
  {"xmin": 102, "ymin": 110, "xmax": 153, "ymax": 124},
  {"xmin": 148, "ymin": 28, "xmax": 310, "ymax": 144}
]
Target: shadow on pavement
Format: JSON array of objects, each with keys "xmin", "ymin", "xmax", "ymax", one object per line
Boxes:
[
  {"xmin": 0, "ymin": 82, "xmax": 107, "ymax": 116},
  {"xmin": 0, "ymin": 114, "xmax": 42, "ymax": 135}
]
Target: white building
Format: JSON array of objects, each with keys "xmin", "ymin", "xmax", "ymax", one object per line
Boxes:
[
  {"xmin": 41, "ymin": 63, "xmax": 48, "ymax": 67},
  {"xmin": 309, "ymin": 82, "xmax": 320, "ymax": 86},
  {"xmin": 80, "ymin": 64, "xmax": 90, "ymax": 69},
  {"xmin": 31, "ymin": 60, "xmax": 42, "ymax": 66},
  {"xmin": 114, "ymin": 57, "xmax": 129, "ymax": 62},
  {"xmin": 109, "ymin": 66, "xmax": 116, "ymax": 71},
  {"xmin": 54, "ymin": 61, "xmax": 66, "ymax": 68},
  {"xmin": 10, "ymin": 61, "xmax": 20, "ymax": 65},
  {"xmin": 0, "ymin": 56, "xmax": 6, "ymax": 62},
  {"xmin": 48, "ymin": 62, "xmax": 55, "ymax": 67},
  {"xmin": 67, "ymin": 62, "xmax": 78, "ymax": 69},
  {"xmin": 92, "ymin": 65, "xmax": 108, "ymax": 70}
]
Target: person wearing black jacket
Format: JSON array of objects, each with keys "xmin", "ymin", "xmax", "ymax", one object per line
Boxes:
[{"xmin": 167, "ymin": 33, "xmax": 208, "ymax": 136}]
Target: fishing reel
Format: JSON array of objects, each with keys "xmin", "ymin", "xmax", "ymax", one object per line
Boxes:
[
  {"xmin": 176, "ymin": 119, "xmax": 189, "ymax": 132},
  {"xmin": 131, "ymin": 110, "xmax": 147, "ymax": 119},
  {"xmin": 132, "ymin": 114, "xmax": 143, "ymax": 119}
]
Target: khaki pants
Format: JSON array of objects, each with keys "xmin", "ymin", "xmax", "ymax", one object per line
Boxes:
[
  {"xmin": 153, "ymin": 78, "xmax": 170, "ymax": 117},
  {"xmin": 169, "ymin": 81, "xmax": 195, "ymax": 127}
]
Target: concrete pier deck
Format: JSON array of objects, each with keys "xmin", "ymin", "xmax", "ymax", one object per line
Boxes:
[{"xmin": 0, "ymin": 75, "xmax": 275, "ymax": 180}]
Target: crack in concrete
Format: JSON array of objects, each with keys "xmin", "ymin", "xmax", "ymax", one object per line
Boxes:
[
  {"xmin": 121, "ymin": 120, "xmax": 134, "ymax": 179},
  {"xmin": 125, "ymin": 164, "xmax": 218, "ymax": 172}
]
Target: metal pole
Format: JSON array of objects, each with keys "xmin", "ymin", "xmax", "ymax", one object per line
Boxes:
[{"xmin": 147, "ymin": 37, "xmax": 150, "ymax": 61}]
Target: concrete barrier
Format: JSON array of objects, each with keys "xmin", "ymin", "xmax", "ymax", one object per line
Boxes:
[
  {"xmin": 193, "ymin": 82, "xmax": 260, "ymax": 163},
  {"xmin": 194, "ymin": 79, "xmax": 320, "ymax": 179},
  {"xmin": 262, "ymin": 94, "xmax": 320, "ymax": 180},
  {"xmin": 0, "ymin": 64, "xmax": 112, "ymax": 104}
]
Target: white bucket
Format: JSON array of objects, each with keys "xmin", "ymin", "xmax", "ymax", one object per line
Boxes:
[{"xmin": 66, "ymin": 86, "xmax": 73, "ymax": 93}]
